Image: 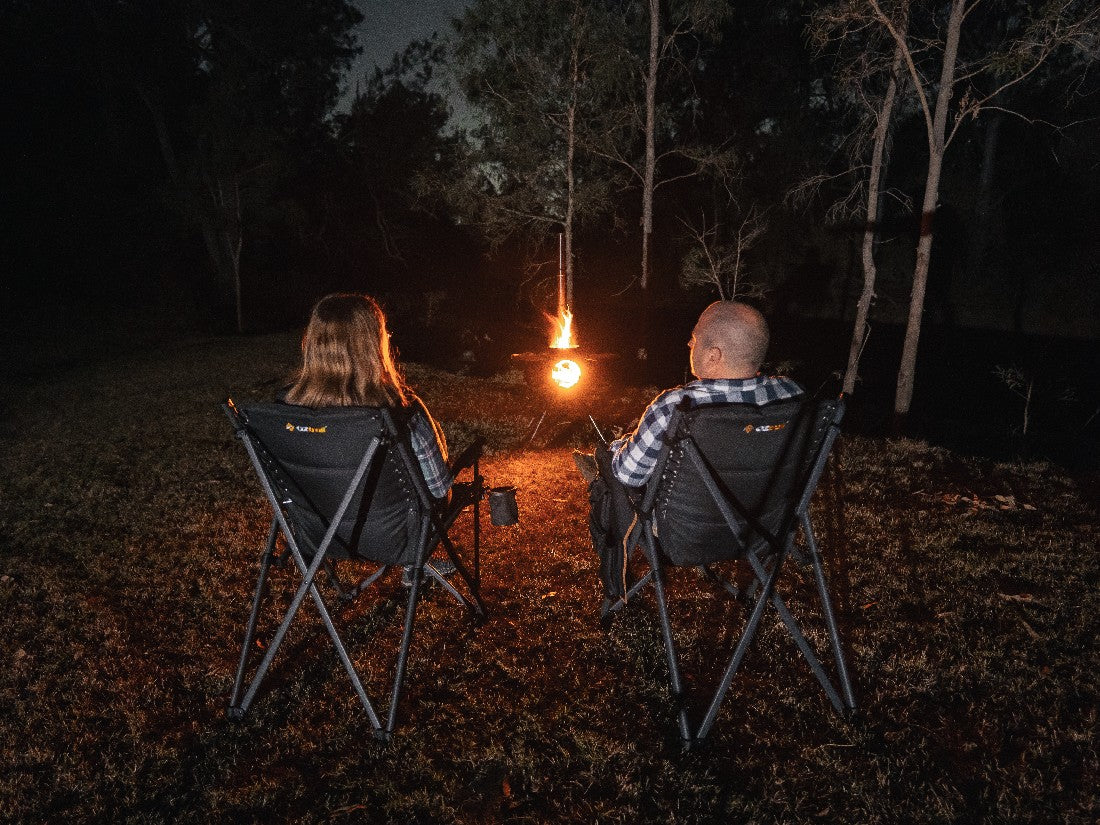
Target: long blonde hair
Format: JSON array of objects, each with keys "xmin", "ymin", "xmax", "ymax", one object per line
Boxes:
[{"xmin": 285, "ymin": 293, "xmax": 411, "ymax": 408}]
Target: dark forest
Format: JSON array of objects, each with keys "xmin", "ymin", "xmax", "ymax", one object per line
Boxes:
[{"xmin": 4, "ymin": 0, "xmax": 1099, "ymax": 460}]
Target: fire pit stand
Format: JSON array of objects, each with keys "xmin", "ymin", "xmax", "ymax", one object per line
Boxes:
[{"xmin": 511, "ymin": 350, "xmax": 619, "ymax": 445}]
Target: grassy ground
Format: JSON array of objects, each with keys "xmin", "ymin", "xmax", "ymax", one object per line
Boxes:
[{"xmin": 1, "ymin": 332, "xmax": 1097, "ymax": 824}]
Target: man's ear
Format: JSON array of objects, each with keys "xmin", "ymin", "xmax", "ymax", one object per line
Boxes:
[{"xmin": 706, "ymin": 345, "xmax": 723, "ymax": 366}]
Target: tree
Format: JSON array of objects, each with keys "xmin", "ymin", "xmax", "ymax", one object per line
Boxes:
[
  {"xmin": 89, "ymin": 0, "xmax": 362, "ymax": 331},
  {"xmin": 808, "ymin": 0, "xmax": 912, "ymax": 395},
  {"xmin": 590, "ymin": 0, "xmax": 734, "ymax": 293},
  {"xmin": 447, "ymin": 0, "xmax": 623, "ymax": 307},
  {"xmin": 678, "ymin": 203, "xmax": 769, "ymax": 300},
  {"xmin": 867, "ymin": 0, "xmax": 1100, "ymax": 424},
  {"xmin": 807, "ymin": 0, "xmax": 1099, "ymax": 420},
  {"xmin": 336, "ymin": 41, "xmax": 459, "ymax": 275}
]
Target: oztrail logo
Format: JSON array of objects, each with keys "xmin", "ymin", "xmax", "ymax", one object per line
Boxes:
[
  {"xmin": 285, "ymin": 422, "xmax": 327, "ymax": 434},
  {"xmin": 743, "ymin": 422, "xmax": 786, "ymax": 434}
]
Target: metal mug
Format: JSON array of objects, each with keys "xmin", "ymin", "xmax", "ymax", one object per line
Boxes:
[{"xmin": 488, "ymin": 485, "xmax": 519, "ymax": 526}]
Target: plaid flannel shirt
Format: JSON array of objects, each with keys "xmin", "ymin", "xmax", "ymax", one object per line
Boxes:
[
  {"xmin": 608, "ymin": 375, "xmax": 805, "ymax": 487},
  {"xmin": 409, "ymin": 407, "xmax": 451, "ymax": 499}
]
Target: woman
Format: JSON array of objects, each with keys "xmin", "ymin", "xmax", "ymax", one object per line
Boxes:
[{"xmin": 283, "ymin": 292, "xmax": 453, "ymax": 582}]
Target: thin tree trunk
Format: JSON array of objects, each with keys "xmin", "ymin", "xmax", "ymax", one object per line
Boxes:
[
  {"xmin": 894, "ymin": 0, "xmax": 965, "ymax": 424},
  {"xmin": 231, "ymin": 177, "xmax": 243, "ymax": 333},
  {"xmin": 199, "ymin": 156, "xmax": 245, "ymax": 328},
  {"xmin": 134, "ymin": 82, "xmax": 181, "ymax": 185},
  {"xmin": 843, "ymin": 31, "xmax": 905, "ymax": 396},
  {"xmin": 565, "ymin": 24, "xmax": 579, "ymax": 312},
  {"xmin": 966, "ymin": 109, "xmax": 1003, "ymax": 282},
  {"xmin": 641, "ymin": 0, "xmax": 658, "ymax": 292}
]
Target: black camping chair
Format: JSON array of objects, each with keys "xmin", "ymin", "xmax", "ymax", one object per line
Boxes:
[
  {"xmin": 223, "ymin": 398, "xmax": 487, "ymax": 741},
  {"xmin": 603, "ymin": 395, "xmax": 855, "ymax": 747}
]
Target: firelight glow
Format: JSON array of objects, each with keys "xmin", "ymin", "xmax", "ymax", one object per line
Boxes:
[{"xmin": 551, "ymin": 358, "xmax": 582, "ymax": 389}]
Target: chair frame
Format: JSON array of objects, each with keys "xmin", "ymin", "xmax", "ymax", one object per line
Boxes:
[
  {"xmin": 222, "ymin": 399, "xmax": 486, "ymax": 741},
  {"xmin": 604, "ymin": 397, "xmax": 856, "ymax": 747}
]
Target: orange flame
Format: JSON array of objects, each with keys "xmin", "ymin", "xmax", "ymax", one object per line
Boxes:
[
  {"xmin": 549, "ymin": 309, "xmax": 578, "ymax": 350},
  {"xmin": 552, "ymin": 358, "xmax": 582, "ymax": 389}
]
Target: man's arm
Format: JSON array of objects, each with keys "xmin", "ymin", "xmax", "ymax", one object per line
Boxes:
[{"xmin": 608, "ymin": 388, "xmax": 685, "ymax": 487}]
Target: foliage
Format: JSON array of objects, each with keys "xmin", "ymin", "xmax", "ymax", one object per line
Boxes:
[
  {"xmin": 326, "ymin": 40, "xmax": 464, "ymax": 276},
  {"xmin": 74, "ymin": 0, "xmax": 364, "ymax": 326},
  {"xmin": 677, "ymin": 204, "xmax": 770, "ymax": 300},
  {"xmin": 443, "ymin": 0, "xmax": 628, "ymax": 276},
  {"xmin": 1, "ymin": 335, "xmax": 1097, "ymax": 823}
]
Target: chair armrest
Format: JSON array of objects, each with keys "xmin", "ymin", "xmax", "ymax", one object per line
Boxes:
[
  {"xmin": 449, "ymin": 436, "xmax": 486, "ymax": 476},
  {"xmin": 446, "ymin": 481, "xmax": 480, "ymax": 514}
]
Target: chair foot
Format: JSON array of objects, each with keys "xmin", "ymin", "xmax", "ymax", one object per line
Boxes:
[
  {"xmin": 600, "ymin": 597, "xmax": 626, "ymax": 620},
  {"xmin": 226, "ymin": 706, "xmax": 246, "ymax": 722},
  {"xmin": 373, "ymin": 728, "xmax": 392, "ymax": 743}
]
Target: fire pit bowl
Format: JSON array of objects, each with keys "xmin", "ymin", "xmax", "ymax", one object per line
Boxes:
[{"xmin": 511, "ymin": 350, "xmax": 619, "ymax": 400}]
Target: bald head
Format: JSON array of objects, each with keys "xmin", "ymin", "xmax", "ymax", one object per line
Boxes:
[{"xmin": 689, "ymin": 301, "xmax": 769, "ymax": 379}]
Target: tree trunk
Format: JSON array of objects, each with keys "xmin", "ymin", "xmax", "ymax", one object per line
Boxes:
[
  {"xmin": 137, "ymin": 85, "xmax": 243, "ymax": 330},
  {"xmin": 966, "ymin": 108, "xmax": 1003, "ymax": 283},
  {"xmin": 843, "ymin": 32, "xmax": 905, "ymax": 396},
  {"xmin": 199, "ymin": 156, "xmax": 246, "ymax": 331},
  {"xmin": 565, "ymin": 26, "xmax": 579, "ymax": 312},
  {"xmin": 893, "ymin": 0, "xmax": 965, "ymax": 425},
  {"xmin": 640, "ymin": 0, "xmax": 658, "ymax": 292},
  {"xmin": 231, "ymin": 177, "xmax": 243, "ymax": 333}
]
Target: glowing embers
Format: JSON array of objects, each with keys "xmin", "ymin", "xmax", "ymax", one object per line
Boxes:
[{"xmin": 551, "ymin": 358, "xmax": 582, "ymax": 389}]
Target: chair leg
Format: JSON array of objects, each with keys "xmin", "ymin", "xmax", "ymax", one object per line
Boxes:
[
  {"xmin": 695, "ymin": 546, "xmax": 788, "ymax": 742},
  {"xmin": 385, "ymin": 528, "xmax": 430, "ymax": 738},
  {"xmin": 643, "ymin": 532, "xmax": 692, "ymax": 745},
  {"xmin": 345, "ymin": 564, "xmax": 389, "ymax": 601},
  {"xmin": 232, "ymin": 536, "xmax": 383, "ymax": 732},
  {"xmin": 426, "ymin": 561, "xmax": 469, "ymax": 607},
  {"xmin": 434, "ymin": 527, "xmax": 486, "ymax": 619},
  {"xmin": 229, "ymin": 519, "xmax": 279, "ymax": 718},
  {"xmin": 745, "ymin": 544, "xmax": 848, "ymax": 716},
  {"xmin": 601, "ymin": 569, "xmax": 653, "ymax": 619},
  {"xmin": 700, "ymin": 564, "xmax": 740, "ymax": 599},
  {"xmin": 303, "ymin": 574, "xmax": 383, "ymax": 731},
  {"xmin": 322, "ymin": 558, "xmax": 349, "ymax": 601},
  {"xmin": 802, "ymin": 513, "xmax": 857, "ymax": 712}
]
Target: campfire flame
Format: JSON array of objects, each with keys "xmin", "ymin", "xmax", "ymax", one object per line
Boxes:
[
  {"xmin": 551, "ymin": 358, "xmax": 581, "ymax": 389},
  {"xmin": 550, "ymin": 309, "xmax": 578, "ymax": 350}
]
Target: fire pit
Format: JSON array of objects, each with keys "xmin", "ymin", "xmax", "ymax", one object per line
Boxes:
[
  {"xmin": 510, "ymin": 240, "xmax": 618, "ymax": 441},
  {"xmin": 512, "ymin": 308, "xmax": 617, "ymax": 396},
  {"xmin": 511, "ymin": 310, "xmax": 619, "ymax": 443}
]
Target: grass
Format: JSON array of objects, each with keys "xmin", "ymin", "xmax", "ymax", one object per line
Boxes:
[{"xmin": 1, "ymin": 331, "xmax": 1097, "ymax": 823}]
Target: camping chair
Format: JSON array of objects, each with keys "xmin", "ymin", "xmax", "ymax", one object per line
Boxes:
[
  {"xmin": 222, "ymin": 398, "xmax": 486, "ymax": 741},
  {"xmin": 603, "ymin": 395, "xmax": 855, "ymax": 747}
]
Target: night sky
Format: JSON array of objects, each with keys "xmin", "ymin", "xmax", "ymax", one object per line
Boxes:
[{"xmin": 350, "ymin": 0, "xmax": 469, "ymax": 80}]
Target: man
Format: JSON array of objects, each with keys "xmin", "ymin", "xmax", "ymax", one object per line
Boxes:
[{"xmin": 575, "ymin": 301, "xmax": 804, "ymax": 599}]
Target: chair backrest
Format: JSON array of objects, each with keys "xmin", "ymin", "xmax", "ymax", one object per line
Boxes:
[
  {"xmin": 238, "ymin": 403, "xmax": 424, "ymax": 565},
  {"xmin": 651, "ymin": 396, "xmax": 842, "ymax": 566}
]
